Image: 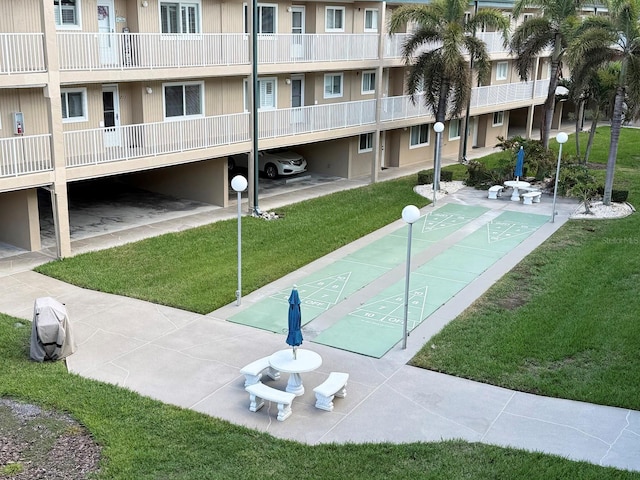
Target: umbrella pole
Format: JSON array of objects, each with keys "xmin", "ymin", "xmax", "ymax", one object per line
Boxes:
[{"xmin": 293, "ymin": 346, "xmax": 297, "ymax": 359}]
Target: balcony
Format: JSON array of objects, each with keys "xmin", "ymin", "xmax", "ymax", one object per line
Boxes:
[
  {"xmin": 470, "ymin": 79, "xmax": 549, "ymax": 109},
  {"xmin": 63, "ymin": 100, "xmax": 377, "ymax": 171},
  {"xmin": 0, "ymin": 135, "xmax": 52, "ymax": 178},
  {"xmin": 384, "ymin": 32, "xmax": 509, "ymax": 59},
  {"xmin": 4, "ymin": 80, "xmax": 547, "ymax": 181},
  {"xmin": 0, "ymin": 33, "xmax": 46, "ymax": 74},
  {"xmin": 56, "ymin": 32, "xmax": 379, "ymax": 72}
]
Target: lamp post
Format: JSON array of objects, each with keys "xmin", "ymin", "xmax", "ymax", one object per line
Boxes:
[
  {"xmin": 401, "ymin": 205, "xmax": 421, "ymax": 349},
  {"xmin": 432, "ymin": 122, "xmax": 445, "ymax": 206},
  {"xmin": 231, "ymin": 175, "xmax": 248, "ymax": 305},
  {"xmin": 551, "ymin": 132, "xmax": 568, "ymax": 223}
]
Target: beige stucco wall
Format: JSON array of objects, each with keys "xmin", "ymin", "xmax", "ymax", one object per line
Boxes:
[
  {"xmin": 0, "ymin": 89, "xmax": 49, "ymax": 138},
  {"xmin": 297, "ymin": 138, "xmax": 349, "ymax": 177},
  {"xmin": 0, "ymin": 0, "xmax": 43, "ymax": 32},
  {"xmin": 125, "ymin": 157, "xmax": 228, "ymax": 206},
  {"xmin": 0, "ymin": 188, "xmax": 40, "ymax": 251}
]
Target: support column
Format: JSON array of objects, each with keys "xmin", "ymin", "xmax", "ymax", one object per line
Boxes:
[
  {"xmin": 371, "ymin": 2, "xmax": 387, "ymax": 184},
  {"xmin": 42, "ymin": 1, "xmax": 71, "ymax": 258}
]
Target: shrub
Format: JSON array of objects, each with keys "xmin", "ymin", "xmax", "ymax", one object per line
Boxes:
[
  {"xmin": 417, "ymin": 170, "xmax": 453, "ymax": 184},
  {"xmin": 496, "ymin": 135, "xmax": 556, "ymax": 180},
  {"xmin": 564, "ymin": 164, "xmax": 599, "ymax": 214},
  {"xmin": 465, "ymin": 160, "xmax": 492, "ymax": 187},
  {"xmin": 612, "ymin": 190, "xmax": 629, "ymax": 202},
  {"xmin": 417, "ymin": 170, "xmax": 433, "ymax": 185}
]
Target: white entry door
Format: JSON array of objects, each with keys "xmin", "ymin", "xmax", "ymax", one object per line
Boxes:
[
  {"xmin": 291, "ymin": 6, "xmax": 305, "ymax": 59},
  {"xmin": 102, "ymin": 85, "xmax": 121, "ymax": 147},
  {"xmin": 98, "ymin": 0, "xmax": 117, "ymax": 65}
]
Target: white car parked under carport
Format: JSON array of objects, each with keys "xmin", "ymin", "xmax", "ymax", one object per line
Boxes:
[{"xmin": 228, "ymin": 150, "xmax": 308, "ymax": 179}]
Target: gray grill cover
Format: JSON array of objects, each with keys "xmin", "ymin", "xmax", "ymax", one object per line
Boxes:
[{"xmin": 30, "ymin": 297, "xmax": 77, "ymax": 362}]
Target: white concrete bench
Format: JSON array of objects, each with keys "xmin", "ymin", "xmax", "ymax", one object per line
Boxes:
[
  {"xmin": 522, "ymin": 191, "xmax": 542, "ymax": 205},
  {"xmin": 313, "ymin": 372, "xmax": 349, "ymax": 411},
  {"xmin": 487, "ymin": 185, "xmax": 504, "ymax": 199},
  {"xmin": 245, "ymin": 382, "xmax": 295, "ymax": 421},
  {"xmin": 240, "ymin": 357, "xmax": 280, "ymax": 387}
]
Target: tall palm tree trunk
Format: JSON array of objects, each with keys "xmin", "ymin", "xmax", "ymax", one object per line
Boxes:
[
  {"xmin": 575, "ymin": 99, "xmax": 584, "ymax": 162},
  {"xmin": 604, "ymin": 87, "xmax": 625, "ymax": 205},
  {"xmin": 433, "ymin": 82, "xmax": 450, "ymax": 191},
  {"xmin": 542, "ymin": 51, "xmax": 562, "ymax": 149},
  {"xmin": 584, "ymin": 107, "xmax": 600, "ymax": 164}
]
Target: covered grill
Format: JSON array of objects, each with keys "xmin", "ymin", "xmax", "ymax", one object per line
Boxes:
[{"xmin": 30, "ymin": 297, "xmax": 76, "ymax": 362}]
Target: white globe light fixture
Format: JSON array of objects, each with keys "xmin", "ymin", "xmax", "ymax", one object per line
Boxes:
[
  {"xmin": 231, "ymin": 175, "xmax": 248, "ymax": 305},
  {"xmin": 432, "ymin": 122, "xmax": 445, "ymax": 206},
  {"xmin": 551, "ymin": 133, "xmax": 569, "ymax": 223},
  {"xmin": 401, "ymin": 205, "xmax": 421, "ymax": 349}
]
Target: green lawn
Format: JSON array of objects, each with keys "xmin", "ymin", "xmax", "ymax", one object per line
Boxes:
[
  {"xmin": 2, "ymin": 314, "xmax": 637, "ymax": 479},
  {"xmin": 411, "ymin": 126, "xmax": 640, "ymax": 410},
  {"xmin": 9, "ymin": 126, "xmax": 639, "ymax": 477},
  {"xmin": 36, "ymin": 176, "xmax": 430, "ymax": 314}
]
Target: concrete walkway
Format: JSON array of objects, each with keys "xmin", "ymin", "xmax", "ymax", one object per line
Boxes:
[{"xmin": 1, "ymin": 155, "xmax": 639, "ymax": 472}]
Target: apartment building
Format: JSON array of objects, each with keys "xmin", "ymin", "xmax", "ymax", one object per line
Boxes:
[{"xmin": 0, "ymin": 0, "xmax": 551, "ymax": 258}]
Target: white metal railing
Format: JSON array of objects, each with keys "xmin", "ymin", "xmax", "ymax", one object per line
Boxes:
[
  {"xmin": 259, "ymin": 100, "xmax": 376, "ymax": 138},
  {"xmin": 475, "ymin": 32, "xmax": 509, "ymax": 55},
  {"xmin": 470, "ymin": 80, "xmax": 544, "ymax": 109},
  {"xmin": 0, "ymin": 135, "xmax": 52, "ymax": 177},
  {"xmin": 380, "ymin": 94, "xmax": 433, "ymax": 122},
  {"xmin": 57, "ymin": 32, "xmax": 380, "ymax": 71},
  {"xmin": 57, "ymin": 32, "xmax": 249, "ymax": 70},
  {"xmin": 385, "ymin": 32, "xmax": 509, "ymax": 59},
  {"xmin": 534, "ymin": 78, "xmax": 551, "ymax": 99},
  {"xmin": 384, "ymin": 34, "xmax": 441, "ymax": 59},
  {"xmin": 258, "ymin": 34, "xmax": 378, "ymax": 63},
  {"xmin": 64, "ymin": 113, "xmax": 249, "ymax": 167},
  {"xmin": 0, "ymin": 33, "xmax": 46, "ymax": 74},
  {"xmin": 64, "ymin": 100, "xmax": 377, "ymax": 168}
]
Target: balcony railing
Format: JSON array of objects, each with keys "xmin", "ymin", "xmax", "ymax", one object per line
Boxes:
[
  {"xmin": 64, "ymin": 113, "xmax": 250, "ymax": 167},
  {"xmin": 64, "ymin": 100, "xmax": 377, "ymax": 168},
  {"xmin": 470, "ymin": 80, "xmax": 540, "ymax": 109},
  {"xmin": 380, "ymin": 94, "xmax": 433, "ymax": 122},
  {"xmin": 259, "ymin": 100, "xmax": 376, "ymax": 138},
  {"xmin": 384, "ymin": 32, "xmax": 509, "ymax": 59},
  {"xmin": 0, "ymin": 33, "xmax": 46, "ymax": 74},
  {"xmin": 0, "ymin": 135, "xmax": 52, "ymax": 177},
  {"xmin": 57, "ymin": 33, "xmax": 249, "ymax": 70},
  {"xmin": 57, "ymin": 32, "xmax": 379, "ymax": 71},
  {"xmin": 259, "ymin": 34, "xmax": 378, "ymax": 63}
]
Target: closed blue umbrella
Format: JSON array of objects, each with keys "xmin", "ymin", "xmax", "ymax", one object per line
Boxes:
[
  {"xmin": 515, "ymin": 146, "xmax": 525, "ymax": 181},
  {"xmin": 286, "ymin": 287, "xmax": 303, "ymax": 359}
]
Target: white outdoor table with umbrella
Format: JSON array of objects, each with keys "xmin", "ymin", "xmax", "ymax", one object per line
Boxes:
[
  {"xmin": 268, "ymin": 349, "xmax": 322, "ymax": 396},
  {"xmin": 504, "ymin": 180, "xmax": 531, "ymax": 201}
]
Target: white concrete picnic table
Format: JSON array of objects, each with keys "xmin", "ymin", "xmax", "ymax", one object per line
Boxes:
[{"xmin": 504, "ymin": 180, "xmax": 531, "ymax": 201}]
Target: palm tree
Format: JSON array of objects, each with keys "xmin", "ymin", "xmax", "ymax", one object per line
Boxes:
[
  {"xmin": 388, "ymin": 0, "xmax": 508, "ymax": 189},
  {"xmin": 567, "ymin": 0, "xmax": 640, "ymax": 204},
  {"xmin": 510, "ymin": 0, "xmax": 584, "ymax": 149}
]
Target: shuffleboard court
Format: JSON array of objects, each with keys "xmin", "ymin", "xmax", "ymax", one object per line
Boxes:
[
  {"xmin": 312, "ymin": 211, "xmax": 549, "ymax": 357},
  {"xmin": 227, "ymin": 204, "xmax": 489, "ymax": 333}
]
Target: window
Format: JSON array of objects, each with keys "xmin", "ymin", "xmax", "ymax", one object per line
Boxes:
[
  {"xmin": 410, "ymin": 124, "xmax": 430, "ymax": 147},
  {"xmin": 493, "ymin": 111, "xmax": 504, "ymax": 126},
  {"xmin": 244, "ymin": 3, "xmax": 277, "ymax": 34},
  {"xmin": 496, "ymin": 61, "xmax": 508, "ymax": 81},
  {"xmin": 163, "ymin": 82, "xmax": 203, "ymax": 119},
  {"xmin": 54, "ymin": 0, "xmax": 80, "ymax": 29},
  {"xmin": 364, "ymin": 9, "xmax": 378, "ymax": 32},
  {"xmin": 324, "ymin": 73, "xmax": 343, "ymax": 98},
  {"xmin": 326, "ymin": 7, "xmax": 345, "ymax": 32},
  {"xmin": 161, "ymin": 2, "xmax": 200, "ymax": 34},
  {"xmin": 243, "ymin": 78, "xmax": 277, "ymax": 110},
  {"xmin": 449, "ymin": 119, "xmax": 461, "ymax": 140},
  {"xmin": 61, "ymin": 88, "xmax": 87, "ymax": 122},
  {"xmin": 359, "ymin": 133, "xmax": 374, "ymax": 153},
  {"xmin": 361, "ymin": 71, "xmax": 375, "ymax": 94}
]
